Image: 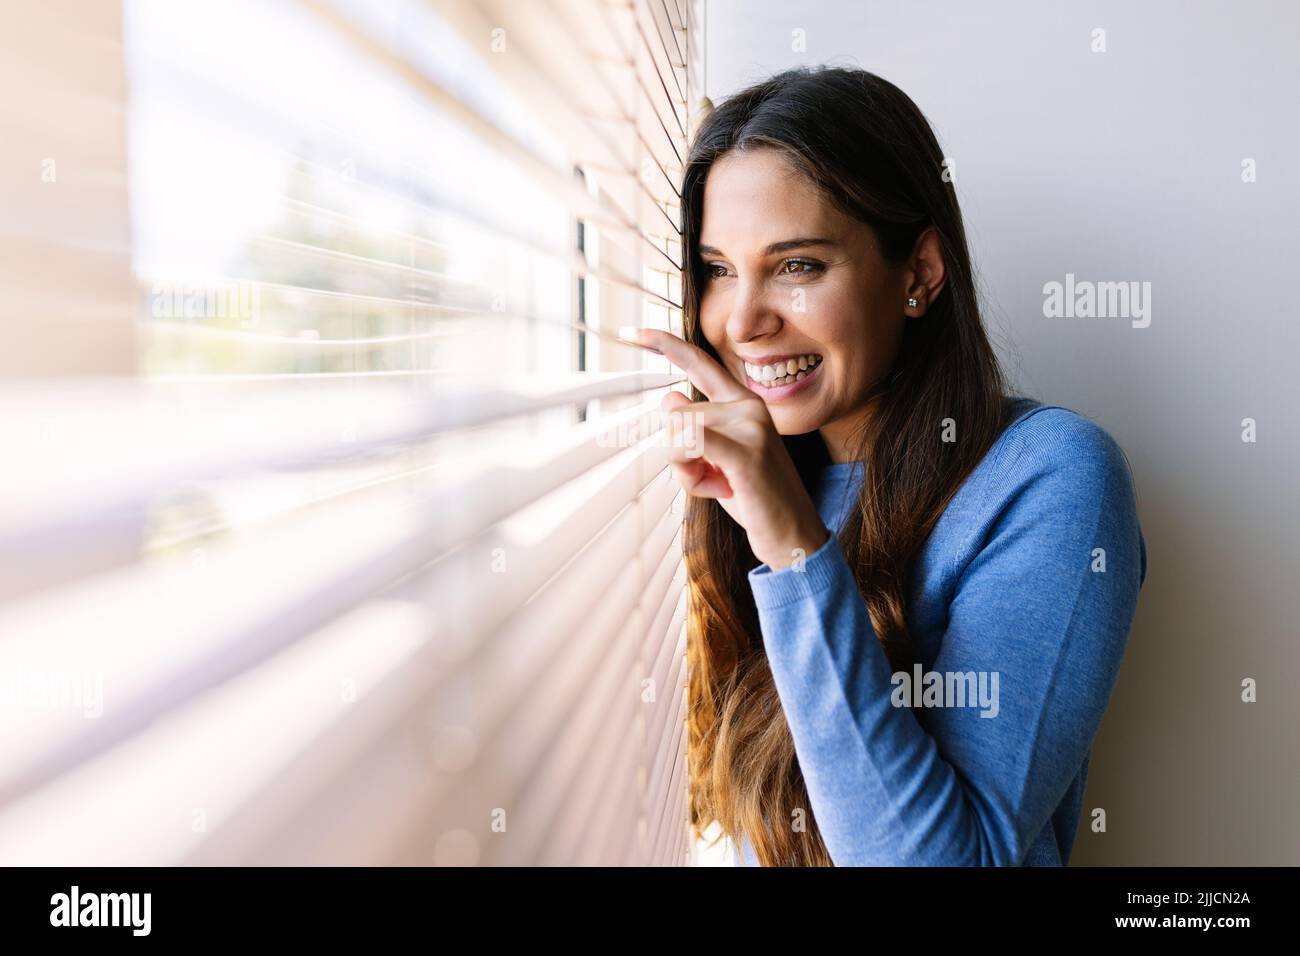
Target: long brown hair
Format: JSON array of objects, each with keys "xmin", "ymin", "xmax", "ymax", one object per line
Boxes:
[{"xmin": 684, "ymin": 66, "xmax": 1015, "ymax": 865}]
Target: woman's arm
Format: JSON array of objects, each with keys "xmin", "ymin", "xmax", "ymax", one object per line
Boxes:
[{"xmin": 747, "ymin": 411, "xmax": 1147, "ymax": 865}]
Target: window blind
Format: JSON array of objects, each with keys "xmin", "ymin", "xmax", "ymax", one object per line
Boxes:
[
  {"xmin": 0, "ymin": 0, "xmax": 705, "ymax": 866},
  {"xmin": 0, "ymin": 0, "xmax": 135, "ymax": 378}
]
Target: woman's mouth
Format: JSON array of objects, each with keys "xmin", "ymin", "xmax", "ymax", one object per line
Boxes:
[{"xmin": 741, "ymin": 353, "xmax": 823, "ymax": 400}]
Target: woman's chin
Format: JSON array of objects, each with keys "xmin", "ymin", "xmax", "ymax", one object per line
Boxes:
[{"xmin": 768, "ymin": 409, "xmax": 823, "ymax": 437}]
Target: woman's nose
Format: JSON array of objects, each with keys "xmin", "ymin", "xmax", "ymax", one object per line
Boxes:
[{"xmin": 725, "ymin": 278, "xmax": 782, "ymax": 343}]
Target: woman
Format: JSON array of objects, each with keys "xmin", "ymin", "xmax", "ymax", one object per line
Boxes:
[{"xmin": 619, "ymin": 64, "xmax": 1147, "ymax": 867}]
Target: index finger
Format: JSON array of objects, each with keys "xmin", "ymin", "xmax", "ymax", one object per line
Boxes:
[{"xmin": 616, "ymin": 326, "xmax": 748, "ymax": 402}]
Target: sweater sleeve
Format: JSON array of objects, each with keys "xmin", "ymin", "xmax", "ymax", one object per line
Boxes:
[{"xmin": 746, "ymin": 414, "xmax": 1146, "ymax": 865}]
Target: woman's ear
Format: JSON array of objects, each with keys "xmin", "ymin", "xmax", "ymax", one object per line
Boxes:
[{"xmin": 903, "ymin": 226, "xmax": 947, "ymax": 316}]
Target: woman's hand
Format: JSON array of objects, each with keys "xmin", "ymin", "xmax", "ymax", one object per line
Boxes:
[{"xmin": 618, "ymin": 326, "xmax": 830, "ymax": 571}]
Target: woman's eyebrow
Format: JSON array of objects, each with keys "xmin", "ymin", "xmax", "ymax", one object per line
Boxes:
[{"xmin": 698, "ymin": 237, "xmax": 838, "ymax": 257}]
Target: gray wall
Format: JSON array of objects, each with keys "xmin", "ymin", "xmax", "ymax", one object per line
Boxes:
[{"xmin": 704, "ymin": 0, "xmax": 1299, "ymax": 864}]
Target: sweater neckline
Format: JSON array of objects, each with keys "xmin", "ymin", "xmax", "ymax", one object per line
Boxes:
[{"xmin": 821, "ymin": 459, "xmax": 864, "ymax": 480}]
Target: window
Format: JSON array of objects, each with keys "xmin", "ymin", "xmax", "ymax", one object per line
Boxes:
[{"xmin": 0, "ymin": 0, "xmax": 702, "ymax": 866}]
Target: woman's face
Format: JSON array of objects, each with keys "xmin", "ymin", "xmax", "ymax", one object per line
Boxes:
[{"xmin": 696, "ymin": 147, "xmax": 929, "ymax": 460}]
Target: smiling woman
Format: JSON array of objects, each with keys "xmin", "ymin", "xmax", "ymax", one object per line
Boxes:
[
  {"xmin": 694, "ymin": 147, "xmax": 940, "ymax": 459},
  {"xmin": 652, "ymin": 65, "xmax": 1148, "ymax": 867}
]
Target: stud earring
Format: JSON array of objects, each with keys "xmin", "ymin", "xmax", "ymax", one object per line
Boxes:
[{"xmin": 907, "ymin": 297, "xmax": 919, "ymax": 308}]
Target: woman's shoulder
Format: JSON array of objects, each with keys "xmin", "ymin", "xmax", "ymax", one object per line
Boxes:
[
  {"xmin": 991, "ymin": 395, "xmax": 1135, "ymax": 487},
  {"xmin": 977, "ymin": 397, "xmax": 1144, "ymax": 566},
  {"xmin": 940, "ymin": 395, "xmax": 1147, "ymax": 586},
  {"xmin": 992, "ymin": 395, "xmax": 1148, "ymax": 577}
]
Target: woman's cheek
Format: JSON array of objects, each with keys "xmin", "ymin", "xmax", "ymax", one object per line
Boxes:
[{"xmin": 697, "ymin": 292, "xmax": 727, "ymax": 339}]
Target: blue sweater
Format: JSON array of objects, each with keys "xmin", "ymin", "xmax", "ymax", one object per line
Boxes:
[{"xmin": 734, "ymin": 397, "xmax": 1147, "ymax": 866}]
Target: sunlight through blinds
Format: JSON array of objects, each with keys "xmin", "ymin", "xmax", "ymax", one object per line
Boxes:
[{"xmin": 0, "ymin": 0, "xmax": 706, "ymax": 866}]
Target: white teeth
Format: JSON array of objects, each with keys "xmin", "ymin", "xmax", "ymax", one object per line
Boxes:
[{"xmin": 744, "ymin": 354, "xmax": 822, "ymax": 388}]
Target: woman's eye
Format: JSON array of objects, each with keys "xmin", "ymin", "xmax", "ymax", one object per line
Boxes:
[
  {"xmin": 704, "ymin": 260, "xmax": 821, "ymax": 280},
  {"xmin": 781, "ymin": 258, "xmax": 824, "ymax": 276}
]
